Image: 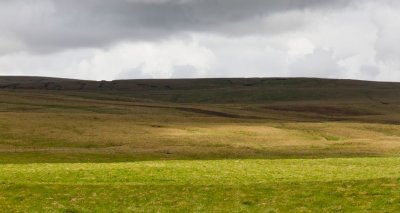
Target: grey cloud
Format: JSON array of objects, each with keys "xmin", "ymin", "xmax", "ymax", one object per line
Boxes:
[
  {"xmin": 116, "ymin": 66, "xmax": 154, "ymax": 80},
  {"xmin": 289, "ymin": 49, "xmax": 345, "ymax": 78},
  {"xmin": 359, "ymin": 65, "xmax": 380, "ymax": 78},
  {"xmin": 0, "ymin": 0, "xmax": 352, "ymax": 53},
  {"xmin": 2, "ymin": 0, "xmax": 399, "ymax": 82},
  {"xmin": 171, "ymin": 65, "xmax": 200, "ymax": 78}
]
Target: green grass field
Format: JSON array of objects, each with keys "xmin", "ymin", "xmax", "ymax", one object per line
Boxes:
[
  {"xmin": 1, "ymin": 158, "xmax": 400, "ymax": 212},
  {"xmin": 0, "ymin": 77, "xmax": 400, "ymax": 212}
]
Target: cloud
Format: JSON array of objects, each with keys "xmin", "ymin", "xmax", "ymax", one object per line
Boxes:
[
  {"xmin": 0, "ymin": 0, "xmax": 400, "ymax": 81},
  {"xmin": 0, "ymin": 39, "xmax": 215, "ymax": 80},
  {"xmin": 0, "ymin": 0, "xmax": 352, "ymax": 53},
  {"xmin": 289, "ymin": 49, "xmax": 345, "ymax": 78}
]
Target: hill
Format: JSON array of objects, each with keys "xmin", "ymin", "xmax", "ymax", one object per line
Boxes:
[
  {"xmin": 1, "ymin": 76, "xmax": 400, "ymax": 103},
  {"xmin": 1, "ymin": 76, "xmax": 400, "ymax": 211},
  {"xmin": 0, "ymin": 76, "xmax": 399, "ymax": 163}
]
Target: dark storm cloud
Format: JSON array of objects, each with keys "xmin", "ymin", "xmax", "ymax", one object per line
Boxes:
[{"xmin": 0, "ymin": 0, "xmax": 351, "ymax": 52}]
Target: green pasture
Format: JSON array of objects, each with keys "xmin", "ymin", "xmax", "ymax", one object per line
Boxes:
[{"xmin": 1, "ymin": 158, "xmax": 400, "ymax": 212}]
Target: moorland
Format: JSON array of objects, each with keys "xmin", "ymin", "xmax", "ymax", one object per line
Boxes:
[{"xmin": 0, "ymin": 76, "xmax": 400, "ymax": 212}]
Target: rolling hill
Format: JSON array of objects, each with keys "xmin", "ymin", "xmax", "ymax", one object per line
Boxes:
[
  {"xmin": 0, "ymin": 76, "xmax": 399, "ymax": 163},
  {"xmin": 1, "ymin": 76, "xmax": 400, "ymax": 103},
  {"xmin": 1, "ymin": 76, "xmax": 400, "ymax": 212}
]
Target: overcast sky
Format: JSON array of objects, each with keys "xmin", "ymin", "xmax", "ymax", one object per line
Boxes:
[{"xmin": 0, "ymin": 0, "xmax": 399, "ymax": 81}]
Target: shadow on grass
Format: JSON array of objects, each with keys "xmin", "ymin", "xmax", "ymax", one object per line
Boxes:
[{"xmin": 0, "ymin": 150, "xmax": 394, "ymax": 164}]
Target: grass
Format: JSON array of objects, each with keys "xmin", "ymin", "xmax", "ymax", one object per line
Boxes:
[
  {"xmin": 0, "ymin": 77, "xmax": 400, "ymax": 211},
  {"xmin": 1, "ymin": 158, "xmax": 400, "ymax": 212}
]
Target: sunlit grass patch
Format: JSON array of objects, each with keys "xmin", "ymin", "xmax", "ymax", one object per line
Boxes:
[{"xmin": 1, "ymin": 158, "xmax": 400, "ymax": 212}]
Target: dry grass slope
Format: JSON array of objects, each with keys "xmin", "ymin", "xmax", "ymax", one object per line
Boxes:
[{"xmin": 0, "ymin": 77, "xmax": 399, "ymax": 163}]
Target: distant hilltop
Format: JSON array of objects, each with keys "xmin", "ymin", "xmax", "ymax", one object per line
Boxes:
[{"xmin": 1, "ymin": 76, "xmax": 400, "ymax": 103}]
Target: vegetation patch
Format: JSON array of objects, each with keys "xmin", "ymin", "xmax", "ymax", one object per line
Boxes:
[
  {"xmin": 264, "ymin": 105, "xmax": 377, "ymax": 116},
  {"xmin": 1, "ymin": 158, "xmax": 400, "ymax": 212}
]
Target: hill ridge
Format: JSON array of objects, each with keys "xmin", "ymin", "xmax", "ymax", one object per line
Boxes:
[{"xmin": 1, "ymin": 76, "xmax": 399, "ymax": 103}]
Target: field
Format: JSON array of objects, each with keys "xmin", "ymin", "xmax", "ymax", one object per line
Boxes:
[
  {"xmin": 1, "ymin": 158, "xmax": 400, "ymax": 212},
  {"xmin": 0, "ymin": 77, "xmax": 400, "ymax": 212}
]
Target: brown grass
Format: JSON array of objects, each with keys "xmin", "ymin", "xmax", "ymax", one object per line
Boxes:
[{"xmin": 0, "ymin": 79, "xmax": 399, "ymax": 163}]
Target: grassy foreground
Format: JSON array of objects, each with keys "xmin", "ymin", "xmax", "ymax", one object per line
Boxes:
[{"xmin": 1, "ymin": 157, "xmax": 400, "ymax": 212}]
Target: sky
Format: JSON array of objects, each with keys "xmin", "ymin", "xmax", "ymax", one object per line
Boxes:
[{"xmin": 0, "ymin": 0, "xmax": 399, "ymax": 81}]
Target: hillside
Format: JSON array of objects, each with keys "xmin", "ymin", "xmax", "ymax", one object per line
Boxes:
[
  {"xmin": 1, "ymin": 76, "xmax": 400, "ymax": 103},
  {"xmin": 0, "ymin": 76, "xmax": 399, "ymax": 163},
  {"xmin": 1, "ymin": 76, "xmax": 400, "ymax": 211}
]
